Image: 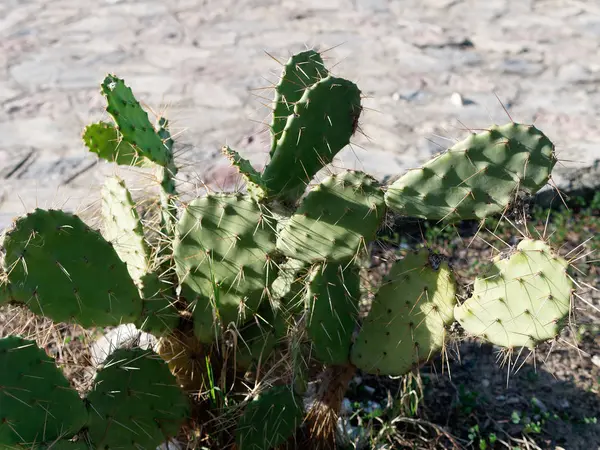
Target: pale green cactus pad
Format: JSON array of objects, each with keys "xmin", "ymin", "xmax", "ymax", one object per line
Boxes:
[
  {"xmin": 2, "ymin": 209, "xmax": 142, "ymax": 327},
  {"xmin": 262, "ymin": 76, "xmax": 362, "ymax": 202},
  {"xmin": 276, "ymin": 170, "xmax": 385, "ymax": 263},
  {"xmin": 221, "ymin": 146, "xmax": 267, "ymax": 200},
  {"xmin": 455, "ymin": 239, "xmax": 572, "ymax": 348},
  {"xmin": 82, "ymin": 121, "xmax": 150, "ymax": 167},
  {"xmin": 101, "ymin": 74, "xmax": 170, "ymax": 167},
  {"xmin": 306, "ymin": 263, "xmax": 360, "ymax": 365},
  {"xmin": 350, "ymin": 250, "xmax": 456, "ymax": 375},
  {"xmin": 385, "ymin": 123, "xmax": 556, "ymax": 221},
  {"xmin": 270, "ymin": 49, "xmax": 328, "ymax": 156},
  {"xmin": 235, "ymin": 385, "xmax": 304, "ymax": 450},
  {"xmin": 0, "ymin": 337, "xmax": 87, "ymax": 447},
  {"xmin": 174, "ymin": 194, "xmax": 278, "ymax": 341},
  {"xmin": 87, "ymin": 348, "xmax": 189, "ymax": 449},
  {"xmin": 101, "ymin": 175, "xmax": 150, "ymax": 286}
]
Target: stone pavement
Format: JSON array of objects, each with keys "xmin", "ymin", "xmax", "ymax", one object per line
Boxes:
[{"xmin": 1, "ymin": 0, "xmax": 599, "ymax": 229}]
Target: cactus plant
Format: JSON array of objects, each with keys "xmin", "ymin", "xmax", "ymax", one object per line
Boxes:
[{"xmin": 0, "ymin": 48, "xmax": 589, "ymax": 450}]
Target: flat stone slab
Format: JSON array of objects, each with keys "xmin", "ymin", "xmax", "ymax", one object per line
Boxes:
[{"xmin": 1, "ymin": 0, "xmax": 600, "ymax": 229}]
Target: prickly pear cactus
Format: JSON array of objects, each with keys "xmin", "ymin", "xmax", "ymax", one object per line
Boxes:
[
  {"xmin": 101, "ymin": 175, "xmax": 150, "ymax": 286},
  {"xmin": 0, "ymin": 336, "xmax": 88, "ymax": 447},
  {"xmin": 351, "ymin": 250, "xmax": 457, "ymax": 375},
  {"xmin": 262, "ymin": 76, "xmax": 362, "ymax": 202},
  {"xmin": 174, "ymin": 194, "xmax": 278, "ymax": 341},
  {"xmin": 455, "ymin": 239, "xmax": 572, "ymax": 348},
  {"xmin": 2, "ymin": 209, "xmax": 142, "ymax": 327},
  {"xmin": 136, "ymin": 272, "xmax": 180, "ymax": 336},
  {"xmin": 83, "ymin": 121, "xmax": 150, "ymax": 167},
  {"xmin": 87, "ymin": 347, "xmax": 189, "ymax": 449},
  {"xmin": 235, "ymin": 385, "xmax": 304, "ymax": 450},
  {"xmin": 385, "ymin": 123, "xmax": 557, "ymax": 221},
  {"xmin": 306, "ymin": 263, "xmax": 360, "ymax": 365},
  {"xmin": 277, "ymin": 170, "xmax": 385, "ymax": 263},
  {"xmin": 270, "ymin": 49, "xmax": 328, "ymax": 156}
]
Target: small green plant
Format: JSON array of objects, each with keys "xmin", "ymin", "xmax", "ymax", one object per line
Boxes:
[{"xmin": 0, "ymin": 48, "xmax": 591, "ymax": 449}]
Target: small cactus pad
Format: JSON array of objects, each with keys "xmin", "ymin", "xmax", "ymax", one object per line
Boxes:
[
  {"xmin": 221, "ymin": 146, "xmax": 267, "ymax": 200},
  {"xmin": 277, "ymin": 171, "xmax": 385, "ymax": 263},
  {"xmin": 0, "ymin": 337, "xmax": 87, "ymax": 447},
  {"xmin": 135, "ymin": 272, "xmax": 180, "ymax": 336},
  {"xmin": 235, "ymin": 303, "xmax": 281, "ymax": 371},
  {"xmin": 262, "ymin": 76, "xmax": 362, "ymax": 202},
  {"xmin": 82, "ymin": 122, "xmax": 150, "ymax": 167},
  {"xmin": 385, "ymin": 123, "xmax": 556, "ymax": 221},
  {"xmin": 270, "ymin": 49, "xmax": 328, "ymax": 156},
  {"xmin": 101, "ymin": 75, "xmax": 170, "ymax": 167},
  {"xmin": 351, "ymin": 250, "xmax": 456, "ymax": 376},
  {"xmin": 101, "ymin": 175, "xmax": 150, "ymax": 286},
  {"xmin": 87, "ymin": 348, "xmax": 189, "ymax": 449},
  {"xmin": 236, "ymin": 385, "xmax": 304, "ymax": 450},
  {"xmin": 454, "ymin": 239, "xmax": 572, "ymax": 348},
  {"xmin": 174, "ymin": 194, "xmax": 278, "ymax": 340},
  {"xmin": 2, "ymin": 209, "xmax": 142, "ymax": 327},
  {"xmin": 40, "ymin": 440, "xmax": 92, "ymax": 450},
  {"xmin": 306, "ymin": 263, "xmax": 360, "ymax": 365}
]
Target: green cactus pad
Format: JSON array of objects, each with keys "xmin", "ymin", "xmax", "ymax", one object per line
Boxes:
[
  {"xmin": 235, "ymin": 385, "xmax": 304, "ymax": 450},
  {"xmin": 306, "ymin": 263, "xmax": 360, "ymax": 365},
  {"xmin": 221, "ymin": 146, "xmax": 267, "ymax": 200},
  {"xmin": 101, "ymin": 176, "xmax": 150, "ymax": 286},
  {"xmin": 82, "ymin": 122, "xmax": 151, "ymax": 167},
  {"xmin": 0, "ymin": 272, "xmax": 11, "ymax": 306},
  {"xmin": 40, "ymin": 440, "xmax": 92, "ymax": 450},
  {"xmin": 385, "ymin": 123, "xmax": 556, "ymax": 221},
  {"xmin": 454, "ymin": 239, "xmax": 572, "ymax": 348},
  {"xmin": 277, "ymin": 171, "xmax": 385, "ymax": 263},
  {"xmin": 87, "ymin": 348, "xmax": 189, "ymax": 449},
  {"xmin": 235, "ymin": 302, "xmax": 283, "ymax": 371},
  {"xmin": 101, "ymin": 75, "xmax": 170, "ymax": 167},
  {"xmin": 2, "ymin": 209, "xmax": 142, "ymax": 327},
  {"xmin": 270, "ymin": 50, "xmax": 328, "ymax": 156},
  {"xmin": 262, "ymin": 76, "xmax": 362, "ymax": 202},
  {"xmin": 135, "ymin": 272, "xmax": 180, "ymax": 337},
  {"xmin": 0, "ymin": 337, "xmax": 87, "ymax": 447},
  {"xmin": 174, "ymin": 194, "xmax": 278, "ymax": 341},
  {"xmin": 350, "ymin": 250, "xmax": 456, "ymax": 376}
]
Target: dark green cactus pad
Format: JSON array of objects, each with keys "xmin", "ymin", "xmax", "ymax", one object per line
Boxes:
[
  {"xmin": 2, "ymin": 209, "xmax": 142, "ymax": 327},
  {"xmin": 0, "ymin": 337, "xmax": 87, "ymax": 447},
  {"xmin": 455, "ymin": 239, "xmax": 572, "ymax": 349},
  {"xmin": 270, "ymin": 49, "xmax": 328, "ymax": 157},
  {"xmin": 277, "ymin": 171, "xmax": 385, "ymax": 263},
  {"xmin": 40, "ymin": 440, "xmax": 92, "ymax": 450},
  {"xmin": 385, "ymin": 123, "xmax": 557, "ymax": 221},
  {"xmin": 350, "ymin": 250, "xmax": 456, "ymax": 376},
  {"xmin": 262, "ymin": 76, "xmax": 362, "ymax": 202},
  {"xmin": 101, "ymin": 75, "xmax": 170, "ymax": 167},
  {"xmin": 306, "ymin": 263, "xmax": 360, "ymax": 365},
  {"xmin": 0, "ymin": 273, "xmax": 11, "ymax": 306},
  {"xmin": 101, "ymin": 175, "xmax": 150, "ymax": 286},
  {"xmin": 235, "ymin": 385, "xmax": 304, "ymax": 450},
  {"xmin": 135, "ymin": 272, "xmax": 180, "ymax": 337},
  {"xmin": 235, "ymin": 302, "xmax": 283, "ymax": 371},
  {"xmin": 87, "ymin": 348, "xmax": 189, "ymax": 449},
  {"xmin": 174, "ymin": 194, "xmax": 278, "ymax": 342},
  {"xmin": 82, "ymin": 122, "xmax": 151, "ymax": 167},
  {"xmin": 221, "ymin": 146, "xmax": 267, "ymax": 200}
]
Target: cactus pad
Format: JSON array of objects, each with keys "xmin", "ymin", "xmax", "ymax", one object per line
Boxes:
[
  {"xmin": 236, "ymin": 385, "xmax": 304, "ymax": 450},
  {"xmin": 0, "ymin": 337, "xmax": 87, "ymax": 447},
  {"xmin": 262, "ymin": 76, "xmax": 362, "ymax": 202},
  {"xmin": 2, "ymin": 209, "xmax": 142, "ymax": 327},
  {"xmin": 87, "ymin": 348, "xmax": 189, "ymax": 449},
  {"xmin": 235, "ymin": 303, "xmax": 282, "ymax": 371},
  {"xmin": 82, "ymin": 121, "xmax": 150, "ymax": 167},
  {"xmin": 221, "ymin": 146, "xmax": 267, "ymax": 200},
  {"xmin": 306, "ymin": 263, "xmax": 360, "ymax": 365},
  {"xmin": 174, "ymin": 194, "xmax": 278, "ymax": 340},
  {"xmin": 101, "ymin": 74, "xmax": 170, "ymax": 167},
  {"xmin": 135, "ymin": 272, "xmax": 180, "ymax": 336},
  {"xmin": 270, "ymin": 49, "xmax": 328, "ymax": 156},
  {"xmin": 277, "ymin": 171, "xmax": 385, "ymax": 263},
  {"xmin": 101, "ymin": 175, "xmax": 150, "ymax": 286},
  {"xmin": 350, "ymin": 250, "xmax": 456, "ymax": 375},
  {"xmin": 385, "ymin": 123, "xmax": 556, "ymax": 221},
  {"xmin": 454, "ymin": 239, "xmax": 572, "ymax": 348}
]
